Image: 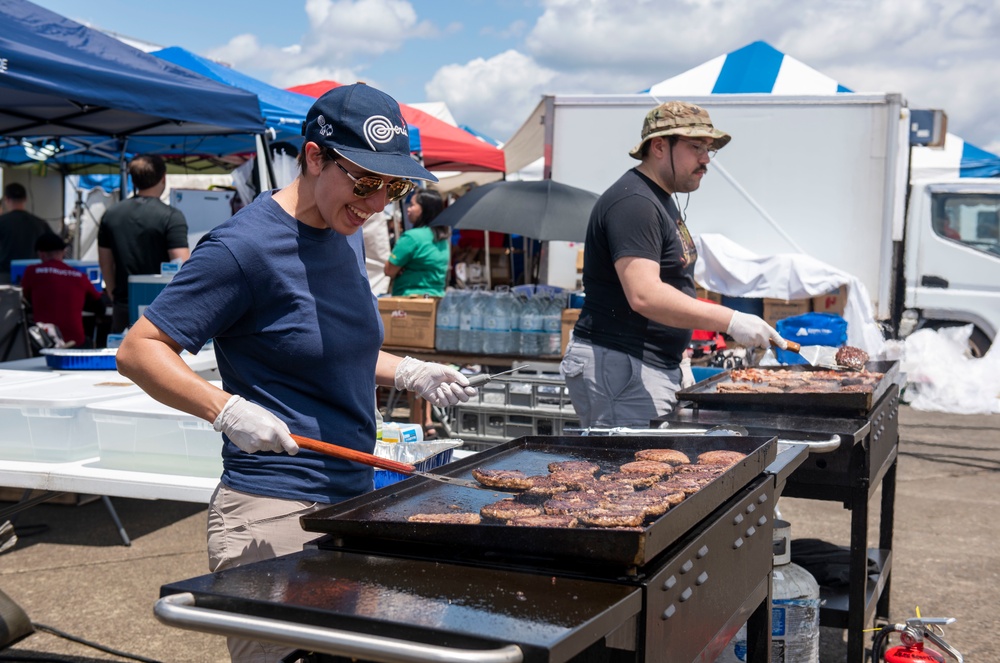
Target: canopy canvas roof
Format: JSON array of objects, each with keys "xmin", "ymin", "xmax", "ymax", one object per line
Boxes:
[
  {"xmin": 643, "ymin": 41, "xmax": 1000, "ymax": 179},
  {"xmin": 0, "ymin": 0, "xmax": 265, "ymax": 170}
]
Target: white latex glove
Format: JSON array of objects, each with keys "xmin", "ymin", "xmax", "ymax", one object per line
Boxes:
[
  {"xmin": 212, "ymin": 395, "xmax": 299, "ymax": 455},
  {"xmin": 394, "ymin": 356, "xmax": 477, "ymax": 407},
  {"xmin": 726, "ymin": 311, "xmax": 787, "ymax": 350},
  {"xmin": 680, "ymin": 355, "xmax": 696, "ymax": 389}
]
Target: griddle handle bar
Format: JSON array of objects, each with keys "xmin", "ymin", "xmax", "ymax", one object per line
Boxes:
[
  {"xmin": 155, "ymin": 593, "xmax": 524, "ymax": 663},
  {"xmin": 291, "ymin": 434, "xmax": 416, "ymax": 474},
  {"xmin": 771, "ymin": 338, "xmax": 801, "ymax": 353}
]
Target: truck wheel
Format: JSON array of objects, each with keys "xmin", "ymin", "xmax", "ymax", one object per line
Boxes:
[{"xmin": 926, "ymin": 323, "xmax": 992, "ymax": 358}]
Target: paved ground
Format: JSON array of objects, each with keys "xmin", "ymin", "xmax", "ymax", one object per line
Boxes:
[{"xmin": 0, "ymin": 405, "xmax": 996, "ymax": 663}]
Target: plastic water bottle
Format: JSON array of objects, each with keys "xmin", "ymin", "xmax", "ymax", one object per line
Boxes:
[
  {"xmin": 460, "ymin": 287, "xmax": 486, "ymax": 353},
  {"xmin": 542, "ymin": 295, "xmax": 564, "ymax": 356},
  {"xmin": 483, "ymin": 286, "xmax": 513, "ymax": 354},
  {"xmin": 508, "ymin": 293, "xmax": 525, "ymax": 356},
  {"xmin": 518, "ymin": 295, "xmax": 543, "ymax": 356},
  {"xmin": 435, "ymin": 289, "xmax": 460, "ymax": 351}
]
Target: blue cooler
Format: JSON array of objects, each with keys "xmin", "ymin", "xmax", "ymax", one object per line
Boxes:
[
  {"xmin": 775, "ymin": 313, "xmax": 848, "ymax": 364},
  {"xmin": 128, "ymin": 274, "xmax": 175, "ymax": 325}
]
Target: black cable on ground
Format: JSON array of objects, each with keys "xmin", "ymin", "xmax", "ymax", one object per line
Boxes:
[{"xmin": 5, "ymin": 623, "xmax": 163, "ymax": 663}]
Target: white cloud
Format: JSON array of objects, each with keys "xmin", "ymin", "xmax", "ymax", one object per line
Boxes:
[{"xmin": 425, "ymin": 50, "xmax": 558, "ymax": 139}]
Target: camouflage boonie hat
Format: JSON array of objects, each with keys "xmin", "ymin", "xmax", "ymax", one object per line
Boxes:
[{"xmin": 628, "ymin": 101, "xmax": 731, "ymax": 159}]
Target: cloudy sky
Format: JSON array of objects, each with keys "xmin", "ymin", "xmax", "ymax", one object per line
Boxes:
[{"xmin": 35, "ymin": 0, "xmax": 1000, "ymax": 153}]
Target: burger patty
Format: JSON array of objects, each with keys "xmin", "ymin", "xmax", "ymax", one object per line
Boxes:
[
  {"xmin": 598, "ymin": 472, "xmax": 659, "ymax": 489},
  {"xmin": 471, "ymin": 468, "xmax": 535, "ymax": 490},
  {"xmin": 547, "ymin": 460, "xmax": 600, "ymax": 475},
  {"xmin": 697, "ymin": 450, "xmax": 747, "ymax": 467},
  {"xmin": 836, "ymin": 345, "xmax": 869, "ymax": 370},
  {"xmin": 480, "ymin": 498, "xmax": 543, "ymax": 521},
  {"xmin": 577, "ymin": 506, "xmax": 647, "ymax": 528},
  {"xmin": 519, "ymin": 475, "xmax": 572, "ymax": 500},
  {"xmin": 407, "ymin": 512, "xmax": 481, "ymax": 524},
  {"xmin": 543, "ymin": 491, "xmax": 604, "ymax": 515},
  {"xmin": 508, "ymin": 514, "xmax": 579, "ymax": 528},
  {"xmin": 633, "ymin": 448, "xmax": 691, "ymax": 465},
  {"xmin": 619, "ymin": 460, "xmax": 676, "ymax": 478}
]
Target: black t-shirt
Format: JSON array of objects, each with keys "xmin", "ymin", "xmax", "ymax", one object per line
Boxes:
[
  {"xmin": 573, "ymin": 168, "xmax": 696, "ymax": 369},
  {"xmin": 97, "ymin": 196, "xmax": 189, "ymax": 302}
]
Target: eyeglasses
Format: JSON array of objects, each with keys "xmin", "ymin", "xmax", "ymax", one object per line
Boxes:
[
  {"xmin": 677, "ymin": 138, "xmax": 717, "ymax": 159},
  {"xmin": 331, "ymin": 159, "xmax": 415, "ymax": 203}
]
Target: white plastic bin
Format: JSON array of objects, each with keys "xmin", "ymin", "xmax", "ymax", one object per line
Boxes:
[
  {"xmin": 86, "ymin": 383, "xmax": 223, "ymax": 477},
  {"xmin": 0, "ymin": 373, "xmax": 142, "ymax": 462},
  {"xmin": 0, "ymin": 368, "xmax": 60, "ymax": 389}
]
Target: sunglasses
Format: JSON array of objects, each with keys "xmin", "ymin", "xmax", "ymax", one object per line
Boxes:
[
  {"xmin": 677, "ymin": 138, "xmax": 718, "ymax": 159},
  {"xmin": 331, "ymin": 159, "xmax": 415, "ymax": 203}
]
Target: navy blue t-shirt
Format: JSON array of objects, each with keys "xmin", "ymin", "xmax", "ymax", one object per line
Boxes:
[
  {"xmin": 145, "ymin": 190, "xmax": 383, "ymax": 503},
  {"xmin": 573, "ymin": 169, "xmax": 696, "ymax": 369}
]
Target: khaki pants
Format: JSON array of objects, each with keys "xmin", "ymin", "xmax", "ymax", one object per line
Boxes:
[
  {"xmin": 207, "ymin": 484, "xmax": 327, "ymax": 663},
  {"xmin": 560, "ymin": 337, "xmax": 681, "ymax": 428}
]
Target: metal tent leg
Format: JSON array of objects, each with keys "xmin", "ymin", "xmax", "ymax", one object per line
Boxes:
[{"xmin": 101, "ymin": 496, "xmax": 131, "ymax": 546}]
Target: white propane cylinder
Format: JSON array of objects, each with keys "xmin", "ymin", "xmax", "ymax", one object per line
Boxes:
[{"xmin": 715, "ymin": 520, "xmax": 820, "ymax": 663}]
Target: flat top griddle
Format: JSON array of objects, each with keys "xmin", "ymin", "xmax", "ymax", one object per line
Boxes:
[
  {"xmin": 302, "ymin": 435, "xmax": 776, "ymax": 569},
  {"xmin": 676, "ymin": 361, "xmax": 899, "ymax": 415}
]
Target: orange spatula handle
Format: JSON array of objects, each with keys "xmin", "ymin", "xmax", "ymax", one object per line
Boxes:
[
  {"xmin": 290, "ymin": 434, "xmax": 416, "ymax": 473},
  {"xmin": 771, "ymin": 338, "xmax": 801, "ymax": 353}
]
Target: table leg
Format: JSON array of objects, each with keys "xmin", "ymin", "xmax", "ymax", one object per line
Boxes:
[{"xmin": 101, "ymin": 495, "xmax": 131, "ymax": 546}]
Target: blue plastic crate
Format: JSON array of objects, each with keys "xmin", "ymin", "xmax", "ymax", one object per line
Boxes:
[
  {"xmin": 373, "ymin": 448, "xmax": 454, "ymax": 489},
  {"xmin": 691, "ymin": 366, "xmax": 725, "ymax": 383},
  {"xmin": 40, "ymin": 348, "xmax": 117, "ymax": 370},
  {"xmin": 775, "ymin": 313, "xmax": 848, "ymax": 364}
]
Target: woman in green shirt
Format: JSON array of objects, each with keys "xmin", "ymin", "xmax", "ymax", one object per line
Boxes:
[{"xmin": 384, "ymin": 189, "xmax": 450, "ymax": 296}]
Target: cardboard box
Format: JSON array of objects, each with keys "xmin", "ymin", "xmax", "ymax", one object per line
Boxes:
[
  {"xmin": 560, "ymin": 308, "xmax": 581, "ymax": 355},
  {"xmin": 378, "ymin": 296, "xmax": 439, "ymax": 349},
  {"xmin": 695, "ymin": 287, "xmax": 723, "ymax": 304},
  {"xmin": 763, "ymin": 298, "xmax": 812, "ymax": 327},
  {"xmin": 812, "ymin": 285, "xmax": 848, "ymax": 315}
]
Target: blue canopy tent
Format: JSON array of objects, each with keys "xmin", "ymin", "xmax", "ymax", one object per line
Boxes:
[
  {"xmin": 643, "ymin": 41, "xmax": 1000, "ymax": 179},
  {"xmin": 0, "ymin": 0, "xmax": 267, "ymax": 175},
  {"xmin": 150, "ymin": 46, "xmax": 421, "ymax": 154}
]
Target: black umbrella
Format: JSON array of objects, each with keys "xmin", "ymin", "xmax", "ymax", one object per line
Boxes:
[{"xmin": 431, "ymin": 179, "xmax": 599, "ymax": 242}]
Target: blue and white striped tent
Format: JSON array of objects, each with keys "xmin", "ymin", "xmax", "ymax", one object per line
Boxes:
[{"xmin": 643, "ymin": 41, "xmax": 1000, "ymax": 179}]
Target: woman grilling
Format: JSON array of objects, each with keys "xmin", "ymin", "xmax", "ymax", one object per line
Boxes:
[{"xmin": 116, "ymin": 83, "xmax": 476, "ymax": 663}]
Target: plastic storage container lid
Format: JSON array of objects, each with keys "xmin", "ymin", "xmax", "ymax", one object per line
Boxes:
[
  {"xmin": 86, "ymin": 381, "xmax": 221, "ymax": 419},
  {"xmin": 0, "ymin": 373, "xmax": 141, "ymax": 407},
  {"xmin": 0, "ymin": 369, "xmax": 61, "ymax": 388}
]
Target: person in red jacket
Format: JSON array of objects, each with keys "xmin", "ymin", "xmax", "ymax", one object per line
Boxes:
[{"xmin": 21, "ymin": 233, "xmax": 103, "ymax": 348}]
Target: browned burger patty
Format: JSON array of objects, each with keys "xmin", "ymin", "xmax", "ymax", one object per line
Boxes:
[
  {"xmin": 480, "ymin": 498, "xmax": 543, "ymax": 521},
  {"xmin": 634, "ymin": 448, "xmax": 691, "ymax": 465},
  {"xmin": 577, "ymin": 506, "xmax": 647, "ymax": 528},
  {"xmin": 547, "ymin": 470, "xmax": 598, "ymax": 490},
  {"xmin": 619, "ymin": 460, "xmax": 675, "ymax": 478},
  {"xmin": 642, "ymin": 487, "xmax": 686, "ymax": 506},
  {"xmin": 508, "ymin": 514, "xmax": 579, "ymax": 528},
  {"xmin": 598, "ymin": 471, "xmax": 659, "ymax": 489},
  {"xmin": 519, "ymin": 475, "xmax": 572, "ymax": 500},
  {"xmin": 836, "ymin": 345, "xmax": 869, "ymax": 370},
  {"xmin": 673, "ymin": 463, "xmax": 727, "ymax": 478},
  {"xmin": 658, "ymin": 477, "xmax": 710, "ymax": 496},
  {"xmin": 543, "ymin": 492, "xmax": 604, "ymax": 515},
  {"xmin": 547, "ymin": 460, "xmax": 600, "ymax": 475},
  {"xmin": 608, "ymin": 492, "xmax": 676, "ymax": 518},
  {"xmin": 471, "ymin": 468, "xmax": 535, "ymax": 490},
  {"xmin": 697, "ymin": 450, "xmax": 747, "ymax": 467},
  {"xmin": 407, "ymin": 512, "xmax": 481, "ymax": 524}
]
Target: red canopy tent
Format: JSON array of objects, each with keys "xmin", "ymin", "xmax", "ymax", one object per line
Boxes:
[{"xmin": 287, "ymin": 80, "xmax": 505, "ymax": 173}]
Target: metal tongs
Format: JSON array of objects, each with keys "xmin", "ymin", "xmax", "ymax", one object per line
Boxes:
[
  {"xmin": 465, "ymin": 365, "xmax": 530, "ymax": 387},
  {"xmin": 290, "ymin": 434, "xmax": 515, "ymax": 493}
]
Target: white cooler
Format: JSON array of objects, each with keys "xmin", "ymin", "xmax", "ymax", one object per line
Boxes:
[
  {"xmin": 86, "ymin": 383, "xmax": 223, "ymax": 477},
  {"xmin": 0, "ymin": 368, "xmax": 60, "ymax": 388},
  {"xmin": 0, "ymin": 373, "xmax": 142, "ymax": 462}
]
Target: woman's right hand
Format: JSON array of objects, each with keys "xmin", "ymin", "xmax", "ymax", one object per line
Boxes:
[{"xmin": 213, "ymin": 395, "xmax": 299, "ymax": 454}]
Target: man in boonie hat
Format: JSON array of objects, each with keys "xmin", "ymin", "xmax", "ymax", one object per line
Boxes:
[
  {"xmin": 562, "ymin": 100, "xmax": 786, "ymax": 428},
  {"xmin": 114, "ymin": 83, "xmax": 476, "ymax": 663}
]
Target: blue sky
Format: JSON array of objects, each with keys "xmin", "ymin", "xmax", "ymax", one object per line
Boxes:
[{"xmin": 32, "ymin": 0, "xmax": 1000, "ymax": 152}]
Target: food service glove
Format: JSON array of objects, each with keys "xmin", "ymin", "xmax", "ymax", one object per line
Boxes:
[
  {"xmin": 395, "ymin": 356, "xmax": 477, "ymax": 407},
  {"xmin": 213, "ymin": 395, "xmax": 299, "ymax": 455},
  {"xmin": 726, "ymin": 311, "xmax": 787, "ymax": 350}
]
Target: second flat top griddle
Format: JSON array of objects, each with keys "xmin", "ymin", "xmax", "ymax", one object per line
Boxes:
[
  {"xmin": 676, "ymin": 361, "xmax": 900, "ymax": 415},
  {"xmin": 301, "ymin": 435, "xmax": 776, "ymax": 569}
]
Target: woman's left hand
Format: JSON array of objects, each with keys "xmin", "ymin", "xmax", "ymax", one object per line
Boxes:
[{"xmin": 395, "ymin": 356, "xmax": 477, "ymax": 407}]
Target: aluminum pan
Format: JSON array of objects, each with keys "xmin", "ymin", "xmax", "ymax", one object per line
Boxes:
[
  {"xmin": 676, "ymin": 361, "xmax": 899, "ymax": 415},
  {"xmin": 301, "ymin": 435, "xmax": 776, "ymax": 569}
]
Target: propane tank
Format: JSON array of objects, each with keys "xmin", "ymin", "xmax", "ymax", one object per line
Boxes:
[
  {"xmin": 715, "ymin": 520, "xmax": 820, "ymax": 663},
  {"xmin": 770, "ymin": 520, "xmax": 820, "ymax": 663}
]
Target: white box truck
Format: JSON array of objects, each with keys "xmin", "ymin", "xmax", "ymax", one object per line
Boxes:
[{"xmin": 504, "ymin": 93, "xmax": 1000, "ymax": 355}]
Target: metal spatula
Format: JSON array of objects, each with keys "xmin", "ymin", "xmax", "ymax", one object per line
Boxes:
[
  {"xmin": 770, "ymin": 339, "xmax": 862, "ymax": 371},
  {"xmin": 290, "ymin": 434, "xmax": 516, "ymax": 493}
]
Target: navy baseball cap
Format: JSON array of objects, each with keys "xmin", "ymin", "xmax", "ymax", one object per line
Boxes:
[{"xmin": 301, "ymin": 83, "xmax": 437, "ymax": 182}]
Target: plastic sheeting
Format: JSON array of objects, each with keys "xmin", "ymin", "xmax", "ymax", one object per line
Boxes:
[
  {"xmin": 889, "ymin": 325, "xmax": 1000, "ymax": 415},
  {"xmin": 694, "ymin": 233, "xmax": 886, "ymax": 356}
]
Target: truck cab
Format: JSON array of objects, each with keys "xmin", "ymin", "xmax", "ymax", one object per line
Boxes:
[{"xmin": 904, "ymin": 179, "xmax": 1000, "ymax": 356}]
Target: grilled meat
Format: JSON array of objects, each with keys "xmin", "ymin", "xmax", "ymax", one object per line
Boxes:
[
  {"xmin": 619, "ymin": 460, "xmax": 676, "ymax": 478},
  {"xmin": 633, "ymin": 448, "xmax": 691, "ymax": 465},
  {"xmin": 407, "ymin": 512, "xmax": 481, "ymax": 524},
  {"xmin": 836, "ymin": 345, "xmax": 869, "ymax": 370},
  {"xmin": 508, "ymin": 514, "xmax": 579, "ymax": 528},
  {"xmin": 697, "ymin": 450, "xmax": 747, "ymax": 467},
  {"xmin": 480, "ymin": 498, "xmax": 543, "ymax": 521},
  {"xmin": 547, "ymin": 460, "xmax": 600, "ymax": 475},
  {"xmin": 471, "ymin": 468, "xmax": 534, "ymax": 490}
]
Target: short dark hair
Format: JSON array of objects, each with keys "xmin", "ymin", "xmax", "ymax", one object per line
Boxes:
[
  {"xmin": 128, "ymin": 154, "xmax": 167, "ymax": 190},
  {"xmin": 3, "ymin": 183, "xmax": 27, "ymax": 201}
]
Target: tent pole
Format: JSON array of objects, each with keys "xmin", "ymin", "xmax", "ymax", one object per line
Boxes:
[
  {"xmin": 118, "ymin": 137, "xmax": 128, "ymax": 201},
  {"xmin": 484, "ymin": 230, "xmax": 492, "ymax": 290},
  {"xmin": 256, "ymin": 133, "xmax": 275, "ymax": 191}
]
